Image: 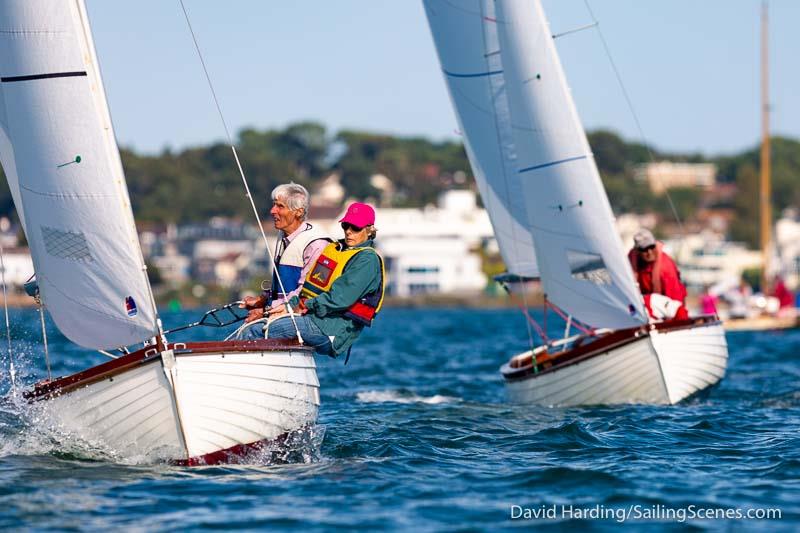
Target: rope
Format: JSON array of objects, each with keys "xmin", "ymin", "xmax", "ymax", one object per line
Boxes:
[
  {"xmin": 37, "ymin": 299, "xmax": 51, "ymax": 380},
  {"xmin": 545, "ymin": 299, "xmax": 595, "ymax": 336},
  {"xmin": 0, "ymin": 245, "xmax": 14, "ymax": 389},
  {"xmin": 178, "ymin": 0, "xmax": 303, "ymax": 343},
  {"xmin": 582, "ymin": 0, "xmax": 685, "ymax": 237}
]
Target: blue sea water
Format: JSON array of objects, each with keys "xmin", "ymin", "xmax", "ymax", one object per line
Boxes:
[{"xmin": 0, "ymin": 307, "xmax": 798, "ymax": 531}]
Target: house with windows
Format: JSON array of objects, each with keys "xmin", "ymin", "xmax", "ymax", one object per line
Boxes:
[{"xmin": 314, "ymin": 190, "xmax": 494, "ymax": 297}]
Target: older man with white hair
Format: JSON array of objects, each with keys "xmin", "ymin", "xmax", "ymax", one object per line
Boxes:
[{"xmin": 241, "ymin": 183, "xmax": 330, "ymax": 327}]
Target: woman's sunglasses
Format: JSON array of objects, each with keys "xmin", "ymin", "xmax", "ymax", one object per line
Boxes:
[
  {"xmin": 637, "ymin": 244, "xmax": 656, "ymax": 253},
  {"xmin": 341, "ymin": 222, "xmax": 365, "ymax": 232}
]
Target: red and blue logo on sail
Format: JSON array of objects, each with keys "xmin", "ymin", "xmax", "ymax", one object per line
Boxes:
[{"xmin": 125, "ymin": 296, "xmax": 138, "ymax": 317}]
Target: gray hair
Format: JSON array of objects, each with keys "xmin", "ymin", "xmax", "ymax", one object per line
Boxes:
[{"xmin": 271, "ymin": 183, "xmax": 310, "ymax": 220}]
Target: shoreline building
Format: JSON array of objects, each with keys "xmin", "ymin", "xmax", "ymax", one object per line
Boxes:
[
  {"xmin": 315, "ymin": 190, "xmax": 493, "ymax": 297},
  {"xmin": 634, "ymin": 161, "xmax": 716, "ymax": 195}
]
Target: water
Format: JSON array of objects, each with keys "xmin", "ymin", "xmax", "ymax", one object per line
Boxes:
[{"xmin": 1, "ymin": 307, "xmax": 798, "ymax": 530}]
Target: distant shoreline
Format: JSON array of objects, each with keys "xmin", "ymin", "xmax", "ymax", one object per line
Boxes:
[{"xmin": 0, "ymin": 291, "xmax": 543, "ymax": 310}]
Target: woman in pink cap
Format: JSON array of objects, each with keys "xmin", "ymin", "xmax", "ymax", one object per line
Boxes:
[{"xmin": 263, "ymin": 202, "xmax": 385, "ymax": 361}]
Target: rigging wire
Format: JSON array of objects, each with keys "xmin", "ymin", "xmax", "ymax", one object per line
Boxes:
[
  {"xmin": 177, "ymin": 0, "xmax": 303, "ymax": 343},
  {"xmin": 582, "ymin": 0, "xmax": 685, "ymax": 238},
  {"xmin": 37, "ymin": 300, "xmax": 51, "ymax": 380},
  {"xmin": 0, "ymin": 245, "xmax": 14, "ymax": 389}
]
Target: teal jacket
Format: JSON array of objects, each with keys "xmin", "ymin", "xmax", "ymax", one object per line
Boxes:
[{"xmin": 291, "ymin": 239, "xmax": 382, "ymax": 355}]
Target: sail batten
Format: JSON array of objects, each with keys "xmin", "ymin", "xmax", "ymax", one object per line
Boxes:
[
  {"xmin": 424, "ymin": 0, "xmax": 647, "ymax": 328},
  {"xmin": 0, "ymin": 0, "xmax": 158, "ymax": 349}
]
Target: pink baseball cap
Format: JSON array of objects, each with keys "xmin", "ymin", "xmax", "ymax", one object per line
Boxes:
[{"xmin": 339, "ymin": 202, "xmax": 375, "ymax": 228}]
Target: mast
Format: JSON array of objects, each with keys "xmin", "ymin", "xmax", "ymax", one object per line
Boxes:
[{"xmin": 759, "ymin": 1, "xmax": 771, "ymax": 293}]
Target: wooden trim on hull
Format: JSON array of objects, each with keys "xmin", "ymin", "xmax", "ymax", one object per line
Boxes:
[
  {"xmin": 502, "ymin": 316, "xmax": 721, "ymax": 383},
  {"xmin": 23, "ymin": 339, "xmax": 310, "ymax": 401}
]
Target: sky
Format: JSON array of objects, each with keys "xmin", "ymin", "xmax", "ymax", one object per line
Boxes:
[{"xmin": 85, "ymin": 0, "xmax": 800, "ymax": 157}]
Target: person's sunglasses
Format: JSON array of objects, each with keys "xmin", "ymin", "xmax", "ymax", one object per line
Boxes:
[
  {"xmin": 638, "ymin": 244, "xmax": 656, "ymax": 252},
  {"xmin": 341, "ymin": 222, "xmax": 365, "ymax": 232}
]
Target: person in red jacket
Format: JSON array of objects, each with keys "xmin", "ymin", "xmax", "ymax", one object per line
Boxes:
[{"xmin": 628, "ymin": 229, "xmax": 688, "ymax": 320}]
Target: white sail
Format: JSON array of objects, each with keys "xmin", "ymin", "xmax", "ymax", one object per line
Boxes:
[
  {"xmin": 422, "ymin": 0, "xmax": 538, "ymax": 277},
  {"xmin": 424, "ymin": 0, "xmax": 646, "ymax": 328},
  {"xmin": 0, "ymin": 0, "xmax": 158, "ymax": 349}
]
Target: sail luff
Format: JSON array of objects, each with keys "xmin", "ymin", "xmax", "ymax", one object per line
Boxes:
[
  {"xmin": 75, "ymin": 0, "xmax": 161, "ymax": 327},
  {"xmin": 422, "ymin": 0, "xmax": 539, "ymax": 277},
  {"xmin": 0, "ymin": 0, "xmax": 158, "ymax": 349},
  {"xmin": 493, "ymin": 0, "xmax": 646, "ymax": 328}
]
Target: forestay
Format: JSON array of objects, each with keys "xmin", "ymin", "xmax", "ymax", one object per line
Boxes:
[
  {"xmin": 424, "ymin": 0, "xmax": 646, "ymax": 329},
  {"xmin": 0, "ymin": 0, "xmax": 158, "ymax": 348},
  {"xmin": 422, "ymin": 0, "xmax": 538, "ymax": 278}
]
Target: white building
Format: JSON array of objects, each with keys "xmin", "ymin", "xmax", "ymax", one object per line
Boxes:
[
  {"xmin": 0, "ymin": 248, "xmax": 34, "ymax": 287},
  {"xmin": 634, "ymin": 161, "xmax": 716, "ymax": 194},
  {"xmin": 315, "ymin": 190, "xmax": 494, "ymax": 296},
  {"xmin": 378, "ymin": 238, "xmax": 485, "ymax": 296},
  {"xmin": 669, "ymin": 233, "xmax": 762, "ymax": 291}
]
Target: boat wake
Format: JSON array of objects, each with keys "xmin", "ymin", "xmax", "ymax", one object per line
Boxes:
[{"xmin": 356, "ymin": 389, "xmax": 461, "ymax": 405}]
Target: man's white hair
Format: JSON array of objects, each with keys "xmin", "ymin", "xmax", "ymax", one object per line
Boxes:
[{"xmin": 271, "ymin": 183, "xmax": 310, "ymax": 220}]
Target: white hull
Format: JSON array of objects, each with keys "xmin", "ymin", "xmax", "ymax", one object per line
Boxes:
[
  {"xmin": 502, "ymin": 319, "xmax": 728, "ymax": 406},
  {"xmin": 28, "ymin": 341, "xmax": 319, "ymax": 464}
]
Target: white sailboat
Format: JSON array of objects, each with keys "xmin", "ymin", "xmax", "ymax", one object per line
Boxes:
[
  {"xmin": 423, "ymin": 0, "xmax": 728, "ymax": 405},
  {"xmin": 0, "ymin": 0, "xmax": 319, "ymax": 464}
]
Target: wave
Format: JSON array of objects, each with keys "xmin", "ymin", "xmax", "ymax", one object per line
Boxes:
[{"xmin": 356, "ymin": 390, "xmax": 461, "ymax": 405}]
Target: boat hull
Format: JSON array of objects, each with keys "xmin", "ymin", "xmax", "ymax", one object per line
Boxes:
[
  {"xmin": 723, "ymin": 314, "xmax": 799, "ymax": 332},
  {"xmin": 25, "ymin": 340, "xmax": 320, "ymax": 464},
  {"xmin": 501, "ymin": 317, "xmax": 727, "ymax": 406}
]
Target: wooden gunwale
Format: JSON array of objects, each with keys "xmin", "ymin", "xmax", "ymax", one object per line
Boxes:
[
  {"xmin": 23, "ymin": 339, "xmax": 310, "ymax": 401},
  {"xmin": 503, "ymin": 316, "xmax": 720, "ymax": 382}
]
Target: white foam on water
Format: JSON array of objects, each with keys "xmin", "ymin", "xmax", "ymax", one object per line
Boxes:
[{"xmin": 356, "ymin": 390, "xmax": 461, "ymax": 405}]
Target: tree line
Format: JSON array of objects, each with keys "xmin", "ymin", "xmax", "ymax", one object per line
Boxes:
[{"xmin": 0, "ymin": 121, "xmax": 797, "ymax": 250}]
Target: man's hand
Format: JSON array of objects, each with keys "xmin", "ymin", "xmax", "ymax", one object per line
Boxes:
[{"xmin": 240, "ymin": 295, "xmax": 266, "ymax": 310}]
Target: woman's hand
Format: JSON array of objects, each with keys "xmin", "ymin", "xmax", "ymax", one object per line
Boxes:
[
  {"xmin": 244, "ymin": 307, "xmax": 265, "ymax": 324},
  {"xmin": 267, "ymin": 299, "xmax": 308, "ymax": 318}
]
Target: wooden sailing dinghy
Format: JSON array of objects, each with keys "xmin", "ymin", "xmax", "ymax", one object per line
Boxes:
[
  {"xmin": 423, "ymin": 0, "xmax": 728, "ymax": 406},
  {"xmin": 0, "ymin": 0, "xmax": 319, "ymax": 463}
]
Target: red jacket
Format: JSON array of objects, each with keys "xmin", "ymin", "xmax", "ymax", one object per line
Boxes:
[{"xmin": 628, "ymin": 243, "xmax": 687, "ymax": 304}]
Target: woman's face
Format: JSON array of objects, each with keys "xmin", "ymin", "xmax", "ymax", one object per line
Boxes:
[{"xmin": 341, "ymin": 222, "xmax": 369, "ymax": 247}]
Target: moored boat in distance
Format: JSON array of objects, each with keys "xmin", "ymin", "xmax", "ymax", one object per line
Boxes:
[
  {"xmin": 423, "ymin": 0, "xmax": 728, "ymax": 405},
  {"xmin": 719, "ymin": 4, "xmax": 799, "ymax": 334},
  {"xmin": 723, "ymin": 313, "xmax": 799, "ymax": 332}
]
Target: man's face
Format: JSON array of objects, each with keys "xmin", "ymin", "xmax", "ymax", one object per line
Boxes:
[
  {"xmin": 638, "ymin": 244, "xmax": 657, "ymax": 264},
  {"xmin": 270, "ymin": 197, "xmax": 303, "ymax": 232}
]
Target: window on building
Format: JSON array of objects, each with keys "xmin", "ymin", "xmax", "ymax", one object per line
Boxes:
[
  {"xmin": 408, "ymin": 283, "xmax": 439, "ymax": 294},
  {"xmin": 406, "ymin": 266, "xmax": 440, "ymax": 274}
]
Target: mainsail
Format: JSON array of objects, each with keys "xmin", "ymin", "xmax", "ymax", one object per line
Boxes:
[
  {"xmin": 0, "ymin": 0, "xmax": 158, "ymax": 349},
  {"xmin": 424, "ymin": 0, "xmax": 647, "ymax": 328}
]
